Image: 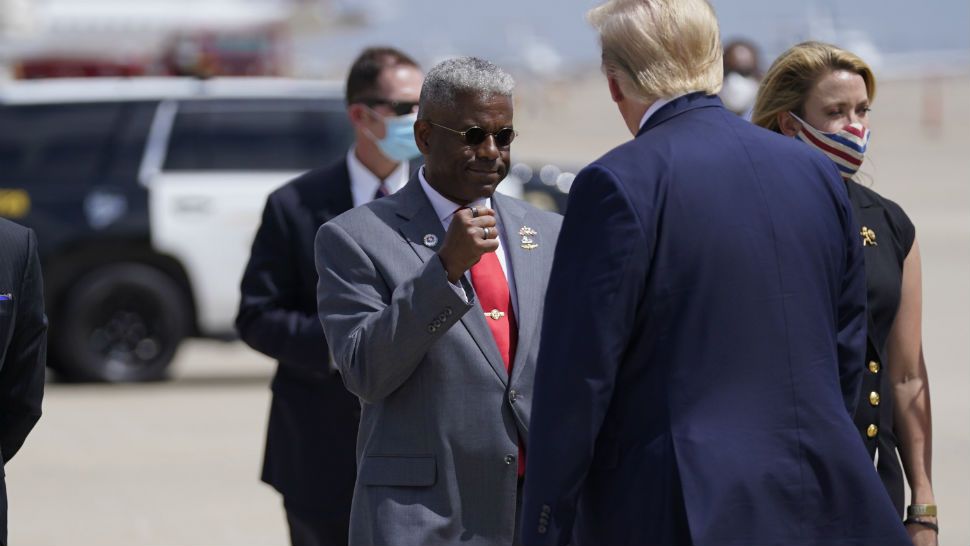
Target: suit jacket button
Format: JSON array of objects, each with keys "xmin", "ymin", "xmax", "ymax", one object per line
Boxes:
[
  {"xmin": 868, "ymin": 360, "xmax": 880, "ymax": 373},
  {"xmin": 867, "ymin": 424, "xmax": 879, "ymax": 438},
  {"xmin": 509, "ymin": 389, "xmax": 518, "ymax": 403},
  {"xmin": 538, "ymin": 525, "xmax": 547, "ymax": 534},
  {"xmin": 504, "ymin": 454, "xmax": 515, "ymax": 465},
  {"xmin": 427, "ymin": 325, "xmax": 436, "ymax": 333},
  {"xmin": 869, "ymin": 391, "xmax": 881, "ymax": 406},
  {"xmin": 444, "ymin": 307, "xmax": 453, "ymax": 316},
  {"xmin": 541, "ymin": 504, "xmax": 551, "ymax": 514}
]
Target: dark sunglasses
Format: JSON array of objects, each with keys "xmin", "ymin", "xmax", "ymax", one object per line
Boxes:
[
  {"xmin": 428, "ymin": 121, "xmax": 517, "ymax": 147},
  {"xmin": 360, "ymin": 98, "xmax": 419, "ymax": 116}
]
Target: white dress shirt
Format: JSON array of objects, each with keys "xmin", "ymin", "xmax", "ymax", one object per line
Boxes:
[
  {"xmin": 347, "ymin": 147, "xmax": 410, "ymax": 208},
  {"xmin": 418, "ymin": 167, "xmax": 519, "ymax": 316}
]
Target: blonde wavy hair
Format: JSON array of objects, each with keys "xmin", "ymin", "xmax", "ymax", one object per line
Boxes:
[
  {"xmin": 752, "ymin": 41, "xmax": 877, "ymax": 133},
  {"xmin": 587, "ymin": 0, "xmax": 723, "ymax": 103}
]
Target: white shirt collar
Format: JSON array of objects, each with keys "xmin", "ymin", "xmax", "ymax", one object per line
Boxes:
[
  {"xmin": 418, "ymin": 167, "xmax": 490, "ymax": 229},
  {"xmin": 637, "ymin": 92, "xmax": 692, "ymax": 131},
  {"xmin": 346, "ymin": 147, "xmax": 410, "ymax": 208}
]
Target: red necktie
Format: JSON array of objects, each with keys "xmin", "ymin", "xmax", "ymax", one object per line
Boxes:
[{"xmin": 470, "ymin": 250, "xmax": 524, "ymax": 476}]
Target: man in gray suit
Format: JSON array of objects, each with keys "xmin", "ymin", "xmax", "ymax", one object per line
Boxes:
[{"xmin": 315, "ymin": 57, "xmax": 562, "ymax": 546}]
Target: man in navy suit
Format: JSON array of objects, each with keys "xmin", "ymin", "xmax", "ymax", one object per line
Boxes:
[
  {"xmin": 520, "ymin": 1, "xmax": 911, "ymax": 545},
  {"xmin": 0, "ymin": 218, "xmax": 46, "ymax": 545},
  {"xmin": 236, "ymin": 47, "xmax": 422, "ymax": 546}
]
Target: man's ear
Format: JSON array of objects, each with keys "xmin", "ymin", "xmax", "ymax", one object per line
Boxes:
[
  {"xmin": 607, "ymin": 76, "xmax": 625, "ymax": 104},
  {"xmin": 414, "ymin": 119, "xmax": 432, "ymax": 154},
  {"xmin": 347, "ymin": 103, "xmax": 370, "ymax": 130},
  {"xmin": 778, "ymin": 111, "xmax": 800, "ymax": 137}
]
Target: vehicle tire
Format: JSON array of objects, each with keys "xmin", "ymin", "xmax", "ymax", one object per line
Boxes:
[{"xmin": 53, "ymin": 262, "xmax": 191, "ymax": 382}]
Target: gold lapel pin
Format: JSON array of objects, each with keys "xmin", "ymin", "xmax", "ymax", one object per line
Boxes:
[
  {"xmin": 519, "ymin": 226, "xmax": 538, "ymax": 250},
  {"xmin": 860, "ymin": 226, "xmax": 877, "ymax": 247}
]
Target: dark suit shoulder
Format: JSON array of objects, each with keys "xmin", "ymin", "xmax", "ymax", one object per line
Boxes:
[
  {"xmin": 267, "ymin": 158, "xmax": 352, "ymax": 213},
  {"xmin": 0, "ymin": 217, "xmax": 30, "ymax": 262},
  {"xmin": 848, "ymin": 181, "xmax": 916, "ymax": 255}
]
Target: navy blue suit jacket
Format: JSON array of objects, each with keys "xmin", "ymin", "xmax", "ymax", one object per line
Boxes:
[
  {"xmin": 521, "ymin": 95, "xmax": 910, "ymax": 546},
  {"xmin": 236, "ymin": 159, "xmax": 360, "ymax": 521}
]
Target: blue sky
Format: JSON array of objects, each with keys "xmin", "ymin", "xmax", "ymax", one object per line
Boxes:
[{"xmin": 313, "ymin": 0, "xmax": 969, "ymax": 74}]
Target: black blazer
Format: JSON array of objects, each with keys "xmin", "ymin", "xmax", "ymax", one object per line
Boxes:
[
  {"xmin": 848, "ymin": 180, "xmax": 915, "ymax": 517},
  {"xmin": 236, "ymin": 159, "xmax": 360, "ymax": 518},
  {"xmin": 0, "ymin": 218, "xmax": 47, "ymax": 544}
]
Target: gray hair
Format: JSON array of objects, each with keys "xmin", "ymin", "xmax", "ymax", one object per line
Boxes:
[{"xmin": 418, "ymin": 56, "xmax": 515, "ymax": 117}]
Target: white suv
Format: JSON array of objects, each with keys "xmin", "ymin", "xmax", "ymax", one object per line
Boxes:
[{"xmin": 0, "ymin": 77, "xmax": 354, "ymax": 381}]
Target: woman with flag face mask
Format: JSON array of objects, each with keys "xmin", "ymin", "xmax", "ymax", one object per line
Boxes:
[{"xmin": 752, "ymin": 42, "xmax": 938, "ymax": 546}]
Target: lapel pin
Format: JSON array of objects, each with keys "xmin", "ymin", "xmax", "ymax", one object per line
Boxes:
[
  {"xmin": 860, "ymin": 226, "xmax": 877, "ymax": 246},
  {"xmin": 423, "ymin": 234, "xmax": 439, "ymax": 248},
  {"xmin": 519, "ymin": 226, "xmax": 538, "ymax": 250}
]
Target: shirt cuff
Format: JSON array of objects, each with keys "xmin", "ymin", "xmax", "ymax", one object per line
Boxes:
[{"xmin": 449, "ymin": 278, "xmax": 470, "ymax": 303}]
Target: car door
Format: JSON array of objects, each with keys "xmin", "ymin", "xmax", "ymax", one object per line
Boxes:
[
  {"xmin": 0, "ymin": 100, "xmax": 156, "ymax": 256},
  {"xmin": 145, "ymin": 97, "xmax": 353, "ymax": 335}
]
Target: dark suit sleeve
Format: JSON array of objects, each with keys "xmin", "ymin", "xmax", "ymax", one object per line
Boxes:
[
  {"xmin": 834, "ymin": 171, "xmax": 867, "ymax": 414},
  {"xmin": 522, "ymin": 165, "xmax": 649, "ymax": 546},
  {"xmin": 235, "ymin": 191, "xmax": 330, "ymax": 374},
  {"xmin": 0, "ymin": 229, "xmax": 46, "ymax": 463}
]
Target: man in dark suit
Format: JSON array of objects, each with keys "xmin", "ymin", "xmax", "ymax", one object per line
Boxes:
[
  {"xmin": 520, "ymin": 1, "xmax": 911, "ymax": 545},
  {"xmin": 236, "ymin": 47, "xmax": 423, "ymax": 546},
  {"xmin": 0, "ymin": 217, "xmax": 46, "ymax": 546}
]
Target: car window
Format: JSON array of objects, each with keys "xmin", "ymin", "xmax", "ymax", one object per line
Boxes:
[
  {"xmin": 105, "ymin": 102, "xmax": 157, "ymax": 180},
  {"xmin": 0, "ymin": 102, "xmax": 124, "ymax": 182},
  {"xmin": 163, "ymin": 99, "xmax": 354, "ymax": 171}
]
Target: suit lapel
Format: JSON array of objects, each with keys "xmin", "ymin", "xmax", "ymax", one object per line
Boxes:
[
  {"xmin": 393, "ymin": 178, "xmax": 509, "ymax": 386},
  {"xmin": 394, "ymin": 178, "xmax": 446, "ymax": 265},
  {"xmin": 494, "ymin": 193, "xmax": 542, "ymax": 385}
]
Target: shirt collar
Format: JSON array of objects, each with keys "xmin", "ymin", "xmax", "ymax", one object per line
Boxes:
[
  {"xmin": 637, "ymin": 92, "xmax": 691, "ymax": 131},
  {"xmin": 346, "ymin": 146, "xmax": 410, "ymax": 207},
  {"xmin": 418, "ymin": 167, "xmax": 489, "ymax": 227}
]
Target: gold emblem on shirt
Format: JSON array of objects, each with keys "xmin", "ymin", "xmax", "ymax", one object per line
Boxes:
[{"xmin": 860, "ymin": 226, "xmax": 877, "ymax": 246}]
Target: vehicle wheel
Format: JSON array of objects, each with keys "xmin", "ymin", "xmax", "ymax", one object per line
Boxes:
[{"xmin": 53, "ymin": 263, "xmax": 191, "ymax": 382}]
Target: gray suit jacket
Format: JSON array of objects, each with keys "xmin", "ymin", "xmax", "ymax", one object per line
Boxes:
[{"xmin": 315, "ymin": 177, "xmax": 561, "ymax": 545}]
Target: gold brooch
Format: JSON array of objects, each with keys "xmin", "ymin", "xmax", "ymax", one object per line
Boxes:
[
  {"xmin": 519, "ymin": 226, "xmax": 538, "ymax": 250},
  {"xmin": 860, "ymin": 226, "xmax": 877, "ymax": 246}
]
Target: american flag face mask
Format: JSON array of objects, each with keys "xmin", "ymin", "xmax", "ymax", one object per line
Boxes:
[{"xmin": 789, "ymin": 112, "xmax": 871, "ymax": 180}]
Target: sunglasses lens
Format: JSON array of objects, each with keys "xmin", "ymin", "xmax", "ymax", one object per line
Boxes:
[
  {"xmin": 495, "ymin": 128, "xmax": 516, "ymax": 147},
  {"xmin": 463, "ymin": 127, "xmax": 487, "ymax": 146},
  {"xmin": 393, "ymin": 102, "xmax": 418, "ymax": 116}
]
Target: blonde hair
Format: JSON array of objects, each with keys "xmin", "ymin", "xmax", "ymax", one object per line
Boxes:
[
  {"xmin": 587, "ymin": 0, "xmax": 723, "ymax": 103},
  {"xmin": 752, "ymin": 41, "xmax": 877, "ymax": 133}
]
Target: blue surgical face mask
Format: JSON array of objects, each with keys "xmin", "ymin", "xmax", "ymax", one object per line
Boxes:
[{"xmin": 364, "ymin": 109, "xmax": 420, "ymax": 162}]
